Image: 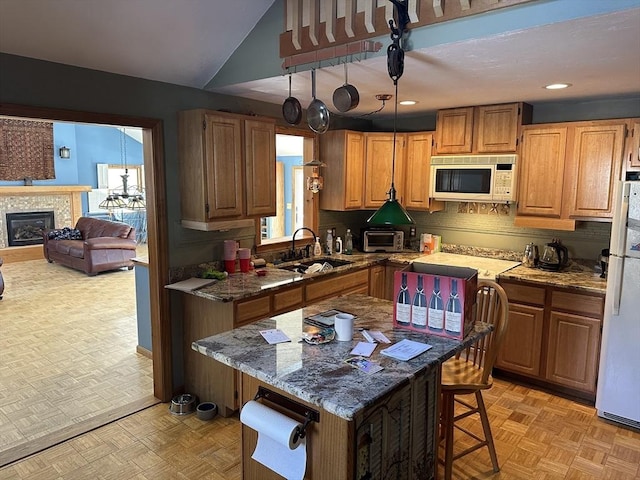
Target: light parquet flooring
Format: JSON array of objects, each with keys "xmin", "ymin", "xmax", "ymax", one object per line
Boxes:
[
  {"xmin": 1, "ymin": 383, "xmax": 638, "ymax": 479},
  {"xmin": 0, "ymin": 252, "xmax": 155, "ymax": 467}
]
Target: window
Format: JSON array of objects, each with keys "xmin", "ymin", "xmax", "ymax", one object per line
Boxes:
[{"xmin": 257, "ymin": 127, "xmax": 318, "ymax": 250}]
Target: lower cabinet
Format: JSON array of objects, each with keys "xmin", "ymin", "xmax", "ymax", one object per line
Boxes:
[
  {"xmin": 183, "ymin": 267, "xmax": 373, "ymax": 415},
  {"xmin": 497, "ymin": 279, "xmax": 604, "ymax": 400},
  {"xmin": 368, "ymin": 265, "xmax": 386, "ymax": 299}
]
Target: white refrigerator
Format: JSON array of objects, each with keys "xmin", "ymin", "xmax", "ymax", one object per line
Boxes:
[{"xmin": 596, "ymin": 181, "xmax": 640, "ymax": 429}]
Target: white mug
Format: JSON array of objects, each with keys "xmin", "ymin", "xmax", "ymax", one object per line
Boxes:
[{"xmin": 334, "ymin": 313, "xmax": 355, "ymax": 341}]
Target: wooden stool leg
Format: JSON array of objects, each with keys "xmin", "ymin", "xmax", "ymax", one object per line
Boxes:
[
  {"xmin": 476, "ymin": 391, "xmax": 499, "ymax": 473},
  {"xmin": 442, "ymin": 391, "xmax": 455, "ymax": 480}
]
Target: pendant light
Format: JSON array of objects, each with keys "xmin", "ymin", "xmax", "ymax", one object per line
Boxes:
[{"xmin": 367, "ymin": 3, "xmax": 414, "ymax": 226}]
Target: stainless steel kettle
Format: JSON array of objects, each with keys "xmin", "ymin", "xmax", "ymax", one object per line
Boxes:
[{"xmin": 539, "ymin": 239, "xmax": 569, "ymax": 271}]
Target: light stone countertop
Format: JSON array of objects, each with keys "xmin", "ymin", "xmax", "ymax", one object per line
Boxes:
[{"xmin": 192, "ymin": 294, "xmax": 491, "ymax": 420}]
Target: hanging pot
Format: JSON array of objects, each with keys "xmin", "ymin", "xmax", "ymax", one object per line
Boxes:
[
  {"xmin": 332, "ymin": 63, "xmax": 359, "ymax": 113},
  {"xmin": 282, "ymin": 74, "xmax": 302, "ymax": 125},
  {"xmin": 307, "ymin": 69, "xmax": 330, "ymax": 134}
]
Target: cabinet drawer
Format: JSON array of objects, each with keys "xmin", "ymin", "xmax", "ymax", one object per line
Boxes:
[
  {"xmin": 272, "ymin": 286, "xmax": 303, "ymax": 314},
  {"xmin": 306, "ymin": 269, "xmax": 369, "ymax": 303},
  {"xmin": 551, "ymin": 290, "xmax": 604, "ymax": 318},
  {"xmin": 501, "ymin": 282, "xmax": 545, "ymax": 305},
  {"xmin": 235, "ymin": 295, "xmax": 271, "ymax": 326}
]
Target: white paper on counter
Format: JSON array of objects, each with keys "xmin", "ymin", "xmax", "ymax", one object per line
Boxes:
[
  {"xmin": 240, "ymin": 400, "xmax": 306, "ymax": 480},
  {"xmin": 164, "ymin": 277, "xmax": 216, "ymax": 291}
]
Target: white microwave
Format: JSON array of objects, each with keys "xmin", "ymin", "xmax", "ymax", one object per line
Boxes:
[{"xmin": 430, "ymin": 154, "xmax": 517, "ymax": 203}]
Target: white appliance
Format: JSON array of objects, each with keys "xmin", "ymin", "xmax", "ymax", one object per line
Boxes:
[
  {"xmin": 430, "ymin": 154, "xmax": 517, "ymax": 203},
  {"xmin": 596, "ymin": 181, "xmax": 640, "ymax": 429}
]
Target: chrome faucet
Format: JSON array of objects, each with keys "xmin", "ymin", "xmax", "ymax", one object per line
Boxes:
[{"xmin": 291, "ymin": 227, "xmax": 317, "ymax": 259}]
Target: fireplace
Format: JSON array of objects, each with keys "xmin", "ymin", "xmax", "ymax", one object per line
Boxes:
[{"xmin": 6, "ymin": 211, "xmax": 55, "ymax": 247}]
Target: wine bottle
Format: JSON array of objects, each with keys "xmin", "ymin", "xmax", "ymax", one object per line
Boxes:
[
  {"xmin": 445, "ymin": 279, "xmax": 462, "ymax": 336},
  {"xmin": 411, "ymin": 274, "xmax": 427, "ymax": 329},
  {"xmin": 428, "ymin": 276, "xmax": 444, "ymax": 331},
  {"xmin": 396, "ymin": 272, "xmax": 411, "ymax": 326}
]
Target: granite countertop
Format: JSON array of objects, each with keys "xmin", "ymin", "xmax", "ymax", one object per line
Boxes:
[
  {"xmin": 188, "ymin": 252, "xmax": 420, "ymax": 302},
  {"xmin": 192, "ymin": 294, "xmax": 491, "ymax": 420},
  {"xmin": 498, "ymin": 259, "xmax": 607, "ymax": 294}
]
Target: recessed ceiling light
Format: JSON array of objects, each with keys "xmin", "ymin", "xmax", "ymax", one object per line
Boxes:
[
  {"xmin": 544, "ymin": 83, "xmax": 572, "ymax": 90},
  {"xmin": 399, "ymin": 100, "xmax": 417, "ymax": 105}
]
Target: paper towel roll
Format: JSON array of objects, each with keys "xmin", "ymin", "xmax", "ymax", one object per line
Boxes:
[{"xmin": 240, "ymin": 400, "xmax": 307, "ymax": 480}]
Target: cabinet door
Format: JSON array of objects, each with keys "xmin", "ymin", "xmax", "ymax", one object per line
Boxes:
[
  {"xmin": 369, "ymin": 265, "xmax": 386, "ymax": 299},
  {"xmin": 517, "ymin": 127, "xmax": 568, "ymax": 217},
  {"xmin": 475, "ymin": 104, "xmax": 519, "ymax": 153},
  {"xmin": 364, "ymin": 133, "xmax": 405, "ymax": 208},
  {"xmin": 403, "ymin": 132, "xmax": 433, "ymax": 210},
  {"xmin": 319, "ymin": 130, "xmax": 364, "ymax": 210},
  {"xmin": 631, "ymin": 120, "xmax": 640, "ymax": 169},
  {"xmin": 495, "ymin": 303, "xmax": 544, "ymax": 376},
  {"xmin": 435, "ymin": 107, "xmax": 474, "ymax": 154},
  {"xmin": 545, "ymin": 311, "xmax": 601, "ymax": 393},
  {"xmin": 204, "ymin": 114, "xmax": 244, "ymax": 218},
  {"xmin": 384, "ymin": 262, "xmax": 406, "ymax": 301},
  {"xmin": 244, "ymin": 119, "xmax": 276, "ymax": 217},
  {"xmin": 344, "ymin": 131, "xmax": 365, "ymax": 209},
  {"xmin": 566, "ymin": 124, "xmax": 625, "ymax": 218}
]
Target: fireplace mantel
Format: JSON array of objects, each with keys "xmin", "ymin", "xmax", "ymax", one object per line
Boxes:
[
  {"xmin": 0, "ymin": 185, "xmax": 92, "ymax": 262},
  {"xmin": 0, "ymin": 185, "xmax": 91, "ymax": 195}
]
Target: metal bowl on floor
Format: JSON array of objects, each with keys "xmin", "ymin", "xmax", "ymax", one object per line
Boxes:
[
  {"xmin": 196, "ymin": 402, "xmax": 218, "ymax": 421},
  {"xmin": 169, "ymin": 393, "xmax": 197, "ymax": 415}
]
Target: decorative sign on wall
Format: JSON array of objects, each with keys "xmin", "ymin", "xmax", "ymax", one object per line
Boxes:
[{"xmin": 0, "ymin": 118, "xmax": 55, "ymax": 181}]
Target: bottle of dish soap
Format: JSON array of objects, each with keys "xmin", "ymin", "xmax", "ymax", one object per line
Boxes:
[
  {"xmin": 335, "ymin": 236, "xmax": 343, "ymax": 254},
  {"xmin": 313, "ymin": 237, "xmax": 322, "ymax": 256},
  {"xmin": 326, "ymin": 229, "xmax": 333, "ymax": 255}
]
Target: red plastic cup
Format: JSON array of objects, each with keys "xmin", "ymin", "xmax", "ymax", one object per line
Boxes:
[
  {"xmin": 224, "ymin": 259, "xmax": 236, "ymax": 274},
  {"xmin": 240, "ymin": 258, "xmax": 251, "ymax": 273}
]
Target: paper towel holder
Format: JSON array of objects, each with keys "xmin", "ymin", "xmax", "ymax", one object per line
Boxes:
[{"xmin": 254, "ymin": 386, "xmax": 319, "ymax": 441}]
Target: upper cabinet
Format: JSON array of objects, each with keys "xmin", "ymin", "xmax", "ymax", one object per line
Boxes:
[
  {"xmin": 319, "ymin": 130, "xmax": 365, "ymax": 210},
  {"xmin": 516, "ymin": 120, "xmax": 627, "ymax": 230},
  {"xmin": 434, "ymin": 103, "xmax": 532, "ymax": 155},
  {"xmin": 178, "ymin": 109, "xmax": 275, "ymax": 230},
  {"xmin": 319, "ymin": 130, "xmax": 443, "ymax": 213}
]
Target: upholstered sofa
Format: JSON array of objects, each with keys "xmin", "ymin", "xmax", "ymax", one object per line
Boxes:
[{"xmin": 43, "ymin": 217, "xmax": 137, "ymax": 276}]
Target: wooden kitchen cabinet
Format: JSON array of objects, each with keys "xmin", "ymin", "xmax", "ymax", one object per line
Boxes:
[
  {"xmin": 305, "ymin": 268, "xmax": 370, "ymax": 303},
  {"xmin": 364, "ymin": 132, "xmax": 405, "ymax": 208},
  {"xmin": 363, "ymin": 132, "xmax": 443, "ymax": 212},
  {"xmin": 497, "ymin": 279, "xmax": 604, "ymax": 400},
  {"xmin": 319, "ymin": 130, "xmax": 365, "ymax": 210},
  {"xmin": 517, "ymin": 126, "xmax": 568, "ymax": 219},
  {"xmin": 516, "ymin": 120, "xmax": 626, "ymax": 230},
  {"xmin": 434, "ymin": 103, "xmax": 531, "ymax": 154},
  {"xmin": 368, "ymin": 264, "xmax": 386, "ymax": 298},
  {"xmin": 435, "ymin": 107, "xmax": 474, "ymax": 154},
  {"xmin": 178, "ymin": 109, "xmax": 275, "ymax": 230},
  {"xmin": 384, "ymin": 261, "xmax": 407, "ymax": 301},
  {"xmin": 565, "ymin": 123, "xmax": 625, "ymax": 218}
]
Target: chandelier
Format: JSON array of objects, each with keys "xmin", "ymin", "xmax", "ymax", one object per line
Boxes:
[{"xmin": 99, "ymin": 127, "xmax": 145, "ymax": 210}]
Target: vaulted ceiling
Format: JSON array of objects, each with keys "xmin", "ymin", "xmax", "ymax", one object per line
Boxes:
[{"xmin": 1, "ymin": 0, "xmax": 638, "ymax": 118}]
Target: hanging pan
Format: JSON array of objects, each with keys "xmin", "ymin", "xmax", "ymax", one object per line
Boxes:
[
  {"xmin": 307, "ymin": 69, "xmax": 330, "ymax": 134},
  {"xmin": 333, "ymin": 63, "xmax": 359, "ymax": 113},
  {"xmin": 282, "ymin": 74, "xmax": 302, "ymax": 125}
]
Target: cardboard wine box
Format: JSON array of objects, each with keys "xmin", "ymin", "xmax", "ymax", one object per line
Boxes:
[{"xmin": 393, "ymin": 263, "xmax": 478, "ymax": 340}]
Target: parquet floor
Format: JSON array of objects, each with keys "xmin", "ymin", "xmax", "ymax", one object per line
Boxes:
[
  {"xmin": 2, "ymin": 377, "xmax": 639, "ymax": 479},
  {"xmin": 1, "ymin": 253, "xmax": 639, "ymax": 479},
  {"xmin": 0, "ymin": 251, "xmax": 155, "ymax": 467}
]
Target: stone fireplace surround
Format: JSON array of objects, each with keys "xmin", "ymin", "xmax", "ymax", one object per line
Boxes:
[{"xmin": 0, "ymin": 186, "xmax": 90, "ymax": 262}]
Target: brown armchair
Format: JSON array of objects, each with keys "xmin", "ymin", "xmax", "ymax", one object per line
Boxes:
[{"xmin": 43, "ymin": 217, "xmax": 137, "ymax": 276}]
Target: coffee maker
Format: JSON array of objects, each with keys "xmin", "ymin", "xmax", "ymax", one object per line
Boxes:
[
  {"xmin": 539, "ymin": 239, "xmax": 569, "ymax": 271},
  {"xmin": 599, "ymin": 248, "xmax": 610, "ymax": 279}
]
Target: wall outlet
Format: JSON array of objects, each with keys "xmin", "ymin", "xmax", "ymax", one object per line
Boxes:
[{"xmin": 409, "ymin": 226, "xmax": 416, "ymax": 237}]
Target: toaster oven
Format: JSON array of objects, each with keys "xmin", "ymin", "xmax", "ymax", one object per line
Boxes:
[{"xmin": 362, "ymin": 228, "xmax": 404, "ymax": 253}]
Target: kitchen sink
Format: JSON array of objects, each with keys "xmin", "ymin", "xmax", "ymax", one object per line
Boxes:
[{"xmin": 277, "ymin": 257, "xmax": 353, "ymax": 274}]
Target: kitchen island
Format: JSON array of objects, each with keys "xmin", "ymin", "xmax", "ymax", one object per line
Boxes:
[{"xmin": 193, "ymin": 294, "xmax": 492, "ymax": 480}]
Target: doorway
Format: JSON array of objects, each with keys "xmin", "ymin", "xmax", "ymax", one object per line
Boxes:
[{"xmin": 0, "ymin": 104, "xmax": 171, "ymax": 464}]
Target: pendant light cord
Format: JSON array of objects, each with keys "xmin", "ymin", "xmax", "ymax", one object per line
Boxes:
[{"xmin": 390, "ymin": 80, "xmax": 399, "ymax": 198}]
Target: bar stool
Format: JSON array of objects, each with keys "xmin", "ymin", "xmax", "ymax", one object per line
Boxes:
[{"xmin": 439, "ymin": 279, "xmax": 509, "ymax": 479}]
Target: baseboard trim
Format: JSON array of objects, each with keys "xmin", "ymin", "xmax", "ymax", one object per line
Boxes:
[{"xmin": 136, "ymin": 345, "xmax": 152, "ymax": 359}]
